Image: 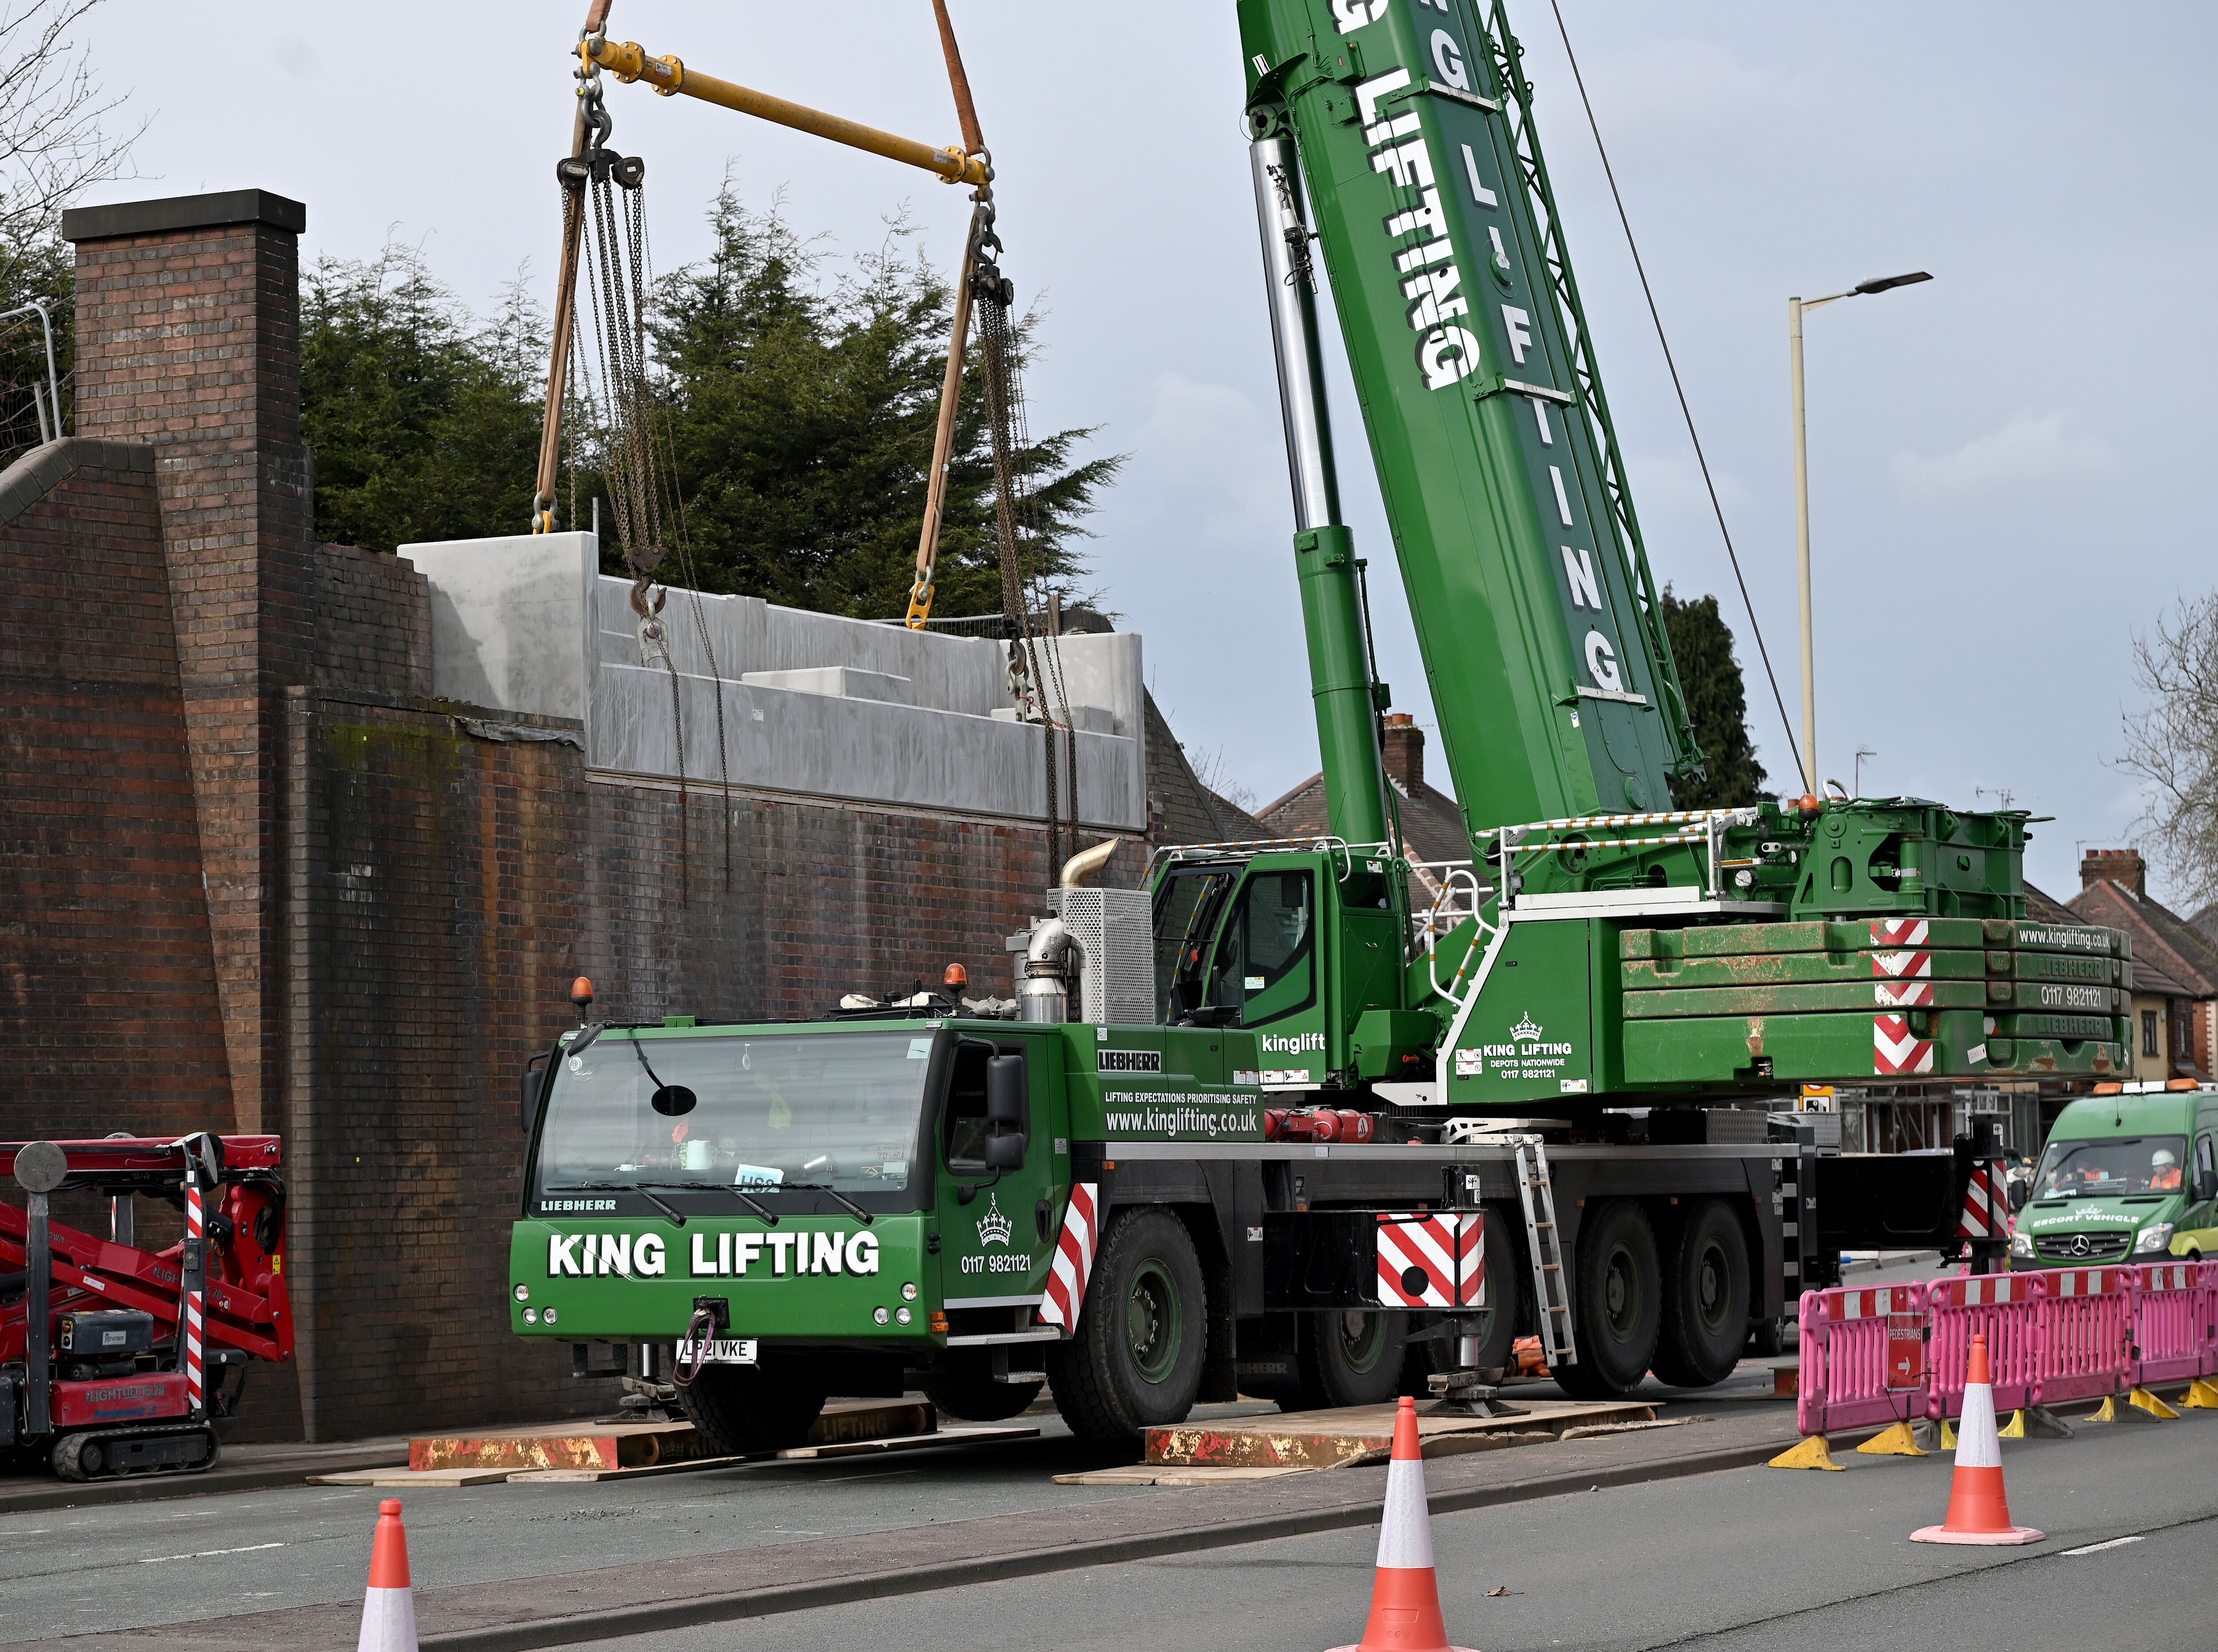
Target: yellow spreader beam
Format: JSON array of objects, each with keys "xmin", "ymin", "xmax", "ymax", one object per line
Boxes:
[{"xmin": 584, "ymin": 36, "xmax": 988, "ymax": 188}]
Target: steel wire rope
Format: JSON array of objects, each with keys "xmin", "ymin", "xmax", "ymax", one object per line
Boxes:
[{"xmin": 1545, "ymin": 0, "xmax": 1807, "ymax": 794}]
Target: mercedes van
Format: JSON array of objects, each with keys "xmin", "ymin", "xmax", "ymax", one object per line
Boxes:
[{"xmin": 2012, "ymin": 1087, "xmax": 2218, "ymax": 1266}]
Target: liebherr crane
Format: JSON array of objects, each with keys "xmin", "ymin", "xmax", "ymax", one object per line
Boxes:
[{"xmin": 511, "ymin": 1, "xmax": 2124, "ymax": 1452}]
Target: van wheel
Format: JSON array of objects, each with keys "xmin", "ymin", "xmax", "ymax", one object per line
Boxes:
[
  {"xmin": 1653, "ymin": 1200, "xmax": 1750, "ymax": 1388},
  {"xmin": 1046, "ymin": 1207, "xmax": 1207, "ymax": 1451},
  {"xmin": 1554, "ymin": 1200, "xmax": 1661, "ymax": 1399},
  {"xmin": 676, "ymin": 1357, "xmax": 827, "ymax": 1455}
]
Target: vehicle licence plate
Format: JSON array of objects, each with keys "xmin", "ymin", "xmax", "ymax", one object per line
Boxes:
[{"xmin": 675, "ymin": 1337, "xmax": 758, "ymax": 1366}]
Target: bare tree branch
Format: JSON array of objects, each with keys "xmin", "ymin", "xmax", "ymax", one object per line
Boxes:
[
  {"xmin": 2118, "ymin": 593, "xmax": 2218, "ymax": 909},
  {"xmin": 0, "ymin": 0, "xmax": 141, "ymax": 241}
]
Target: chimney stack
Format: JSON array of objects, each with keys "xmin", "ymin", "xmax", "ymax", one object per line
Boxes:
[
  {"xmin": 1381, "ymin": 712, "xmax": 1423, "ymax": 795},
  {"xmin": 2080, "ymin": 848, "xmax": 2146, "ymax": 897}
]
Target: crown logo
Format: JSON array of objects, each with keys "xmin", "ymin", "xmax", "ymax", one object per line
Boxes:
[
  {"xmin": 976, "ymin": 1192, "xmax": 1014, "ymax": 1247},
  {"xmin": 1511, "ymin": 1012, "xmax": 1543, "ymax": 1042}
]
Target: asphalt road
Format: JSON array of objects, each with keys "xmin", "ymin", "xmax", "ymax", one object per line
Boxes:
[
  {"xmin": 585, "ymin": 1406, "xmax": 2218, "ymax": 1652},
  {"xmin": 0, "ymin": 1417, "xmax": 1161, "ymax": 1644}
]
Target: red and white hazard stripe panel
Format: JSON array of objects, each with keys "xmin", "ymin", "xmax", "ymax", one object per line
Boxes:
[
  {"xmin": 1037, "ymin": 1183, "xmax": 1100, "ymax": 1332},
  {"xmin": 1874, "ymin": 978, "xmax": 1934, "ymax": 1007},
  {"xmin": 1874, "ymin": 1014, "xmax": 1935, "ymax": 1076},
  {"xmin": 1832, "ymin": 1283, "xmax": 1915, "ymax": 1320},
  {"xmin": 2049, "ymin": 1266, "xmax": 2130, "ymax": 1297},
  {"xmin": 2142, "ymin": 1262, "xmax": 2197, "ymax": 1292},
  {"xmin": 1871, "ymin": 918, "xmax": 1930, "ymax": 948},
  {"xmin": 182, "ymin": 1180, "xmax": 206, "ymax": 1416},
  {"xmin": 1931, "ymin": 1273, "xmax": 2026, "ymax": 1307},
  {"xmin": 1375, "ymin": 1212, "xmax": 1483, "ymax": 1309},
  {"xmin": 1957, "ymin": 1165, "xmax": 1999, "ymax": 1239}
]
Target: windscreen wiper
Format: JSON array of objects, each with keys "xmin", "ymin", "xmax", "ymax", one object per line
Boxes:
[
  {"xmin": 713, "ymin": 1184, "xmax": 780, "ymax": 1226},
  {"xmin": 779, "ymin": 1182, "xmax": 875, "ymax": 1225},
  {"xmin": 550, "ymin": 1180, "xmax": 689, "ymax": 1227}
]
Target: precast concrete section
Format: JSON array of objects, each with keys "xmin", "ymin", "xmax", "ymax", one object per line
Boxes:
[{"xmin": 401, "ymin": 533, "xmax": 1147, "ymax": 832}]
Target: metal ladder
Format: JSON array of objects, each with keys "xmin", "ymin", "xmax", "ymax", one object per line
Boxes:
[{"xmin": 1513, "ymin": 1139, "xmax": 1577, "ymax": 1368}]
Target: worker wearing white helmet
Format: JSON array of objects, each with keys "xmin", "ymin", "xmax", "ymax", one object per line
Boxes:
[{"xmin": 2149, "ymin": 1147, "xmax": 2183, "ymax": 1194}]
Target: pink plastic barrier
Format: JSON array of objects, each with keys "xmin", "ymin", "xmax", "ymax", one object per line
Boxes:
[
  {"xmin": 2033, "ymin": 1267, "xmax": 2132, "ymax": 1406},
  {"xmin": 1795, "ymin": 1282, "xmax": 1927, "ymax": 1438},
  {"xmin": 1926, "ymin": 1272, "xmax": 2039, "ymax": 1421},
  {"xmin": 1794, "ymin": 1262, "xmax": 2218, "ymax": 1436},
  {"xmin": 2133, "ymin": 1261, "xmax": 2210, "ymax": 1386}
]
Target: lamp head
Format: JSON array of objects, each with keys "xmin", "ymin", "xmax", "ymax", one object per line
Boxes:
[{"xmin": 1852, "ymin": 271, "xmax": 1932, "ymax": 295}]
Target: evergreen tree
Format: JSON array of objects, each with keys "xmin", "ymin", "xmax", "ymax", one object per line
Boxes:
[
  {"xmin": 1662, "ymin": 586, "xmax": 1770, "ymax": 809},
  {"xmin": 622, "ymin": 185, "xmax": 1120, "ymax": 617},
  {"xmin": 300, "ymin": 244, "xmax": 545, "ymax": 551},
  {"xmin": 0, "ymin": 227, "xmax": 73, "ymax": 469}
]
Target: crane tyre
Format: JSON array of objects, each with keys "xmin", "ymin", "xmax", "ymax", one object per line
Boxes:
[
  {"xmin": 676, "ymin": 1356, "xmax": 827, "ymax": 1455},
  {"xmin": 924, "ymin": 1351, "xmax": 1044, "ymax": 1421},
  {"xmin": 1046, "ymin": 1207, "xmax": 1207, "ymax": 1451},
  {"xmin": 1653, "ymin": 1199, "xmax": 1750, "ymax": 1388},
  {"xmin": 1554, "ymin": 1199, "xmax": 1661, "ymax": 1399},
  {"xmin": 1295, "ymin": 1308, "xmax": 1404, "ymax": 1409}
]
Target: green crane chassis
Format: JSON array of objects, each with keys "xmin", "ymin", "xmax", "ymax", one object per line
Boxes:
[{"xmin": 514, "ymin": 1015, "xmax": 1967, "ymax": 1451}]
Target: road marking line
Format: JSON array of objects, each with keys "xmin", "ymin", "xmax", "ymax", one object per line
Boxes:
[
  {"xmin": 2062, "ymin": 1535, "xmax": 2145, "ymax": 1556},
  {"xmin": 139, "ymin": 1542, "xmax": 286, "ymax": 1564}
]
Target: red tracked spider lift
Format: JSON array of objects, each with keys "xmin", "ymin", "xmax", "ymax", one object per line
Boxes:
[{"xmin": 1, "ymin": 1134, "xmax": 293, "ymax": 1480}]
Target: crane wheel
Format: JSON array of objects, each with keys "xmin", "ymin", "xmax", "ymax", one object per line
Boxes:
[
  {"xmin": 1653, "ymin": 1200, "xmax": 1751, "ymax": 1389},
  {"xmin": 1045, "ymin": 1207, "xmax": 1207, "ymax": 1451},
  {"xmin": 676, "ymin": 1358, "xmax": 826, "ymax": 1455},
  {"xmin": 1554, "ymin": 1199, "xmax": 1661, "ymax": 1399}
]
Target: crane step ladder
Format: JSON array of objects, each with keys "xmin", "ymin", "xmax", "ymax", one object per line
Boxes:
[{"xmin": 1514, "ymin": 1139, "xmax": 1577, "ymax": 1370}]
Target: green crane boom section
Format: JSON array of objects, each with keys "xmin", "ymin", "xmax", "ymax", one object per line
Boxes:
[{"xmin": 1238, "ymin": 0, "xmax": 1696, "ymax": 837}]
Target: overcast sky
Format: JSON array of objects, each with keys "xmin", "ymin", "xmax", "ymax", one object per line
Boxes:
[{"xmin": 72, "ymin": 2, "xmax": 2218, "ymax": 901}]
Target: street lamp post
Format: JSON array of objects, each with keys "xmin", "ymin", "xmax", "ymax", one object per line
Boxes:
[{"xmin": 1789, "ymin": 270, "xmax": 1931, "ymax": 793}]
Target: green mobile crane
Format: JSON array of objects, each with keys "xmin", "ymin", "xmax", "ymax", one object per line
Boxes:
[{"xmin": 511, "ymin": 1, "xmax": 2127, "ymax": 1454}]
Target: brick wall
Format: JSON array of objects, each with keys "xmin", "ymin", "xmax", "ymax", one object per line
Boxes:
[
  {"xmin": 315, "ymin": 543, "xmax": 431, "ymax": 699},
  {"xmin": 0, "ymin": 440, "xmax": 234, "ymax": 1137}
]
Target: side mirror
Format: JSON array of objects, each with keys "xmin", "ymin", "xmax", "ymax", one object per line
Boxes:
[
  {"xmin": 986, "ymin": 1055, "xmax": 1027, "ymax": 1128},
  {"xmin": 2008, "ymin": 1179, "xmax": 2029, "ymax": 1212},
  {"xmin": 521, "ymin": 1053, "xmax": 551, "ymax": 1135},
  {"xmin": 2195, "ymin": 1171, "xmax": 2217, "ymax": 1205},
  {"xmin": 984, "ymin": 1132, "xmax": 1026, "ymax": 1171}
]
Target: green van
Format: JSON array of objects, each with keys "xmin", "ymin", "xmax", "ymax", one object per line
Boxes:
[{"xmin": 2012, "ymin": 1087, "xmax": 2218, "ymax": 1267}]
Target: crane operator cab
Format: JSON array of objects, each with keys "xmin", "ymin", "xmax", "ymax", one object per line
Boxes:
[{"xmin": 1149, "ymin": 846, "xmax": 1420, "ymax": 1095}]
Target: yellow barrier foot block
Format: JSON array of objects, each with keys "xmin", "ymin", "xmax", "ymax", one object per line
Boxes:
[
  {"xmin": 1769, "ymin": 1434, "xmax": 1842, "ymax": 1471},
  {"xmin": 2089, "ymin": 1396, "xmax": 2121, "ymax": 1423},
  {"xmin": 2183, "ymin": 1379, "xmax": 2218, "ymax": 1410},
  {"xmin": 1998, "ymin": 1409, "xmax": 2027, "ymax": 1440},
  {"xmin": 1855, "ymin": 1420, "xmax": 1926, "ymax": 1457},
  {"xmin": 2128, "ymin": 1387, "xmax": 2182, "ymax": 1420},
  {"xmin": 1940, "ymin": 1418, "xmax": 1958, "ymax": 1450}
]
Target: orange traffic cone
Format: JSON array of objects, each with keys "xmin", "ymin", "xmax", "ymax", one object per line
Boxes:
[
  {"xmin": 1329, "ymin": 1396, "xmax": 1478, "ymax": 1652},
  {"xmin": 1912, "ymin": 1335, "xmax": 2043, "ymax": 1546},
  {"xmin": 356, "ymin": 1497, "xmax": 419, "ymax": 1651}
]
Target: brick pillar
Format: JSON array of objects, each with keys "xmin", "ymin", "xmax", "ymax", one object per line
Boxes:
[{"xmin": 63, "ymin": 190, "xmax": 315, "ymax": 1133}]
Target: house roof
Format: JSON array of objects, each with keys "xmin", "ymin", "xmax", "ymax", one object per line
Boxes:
[
  {"xmin": 1143, "ymin": 690, "xmax": 1269, "ymax": 848},
  {"xmin": 2067, "ymin": 878, "xmax": 2218, "ymax": 1001},
  {"xmin": 2022, "ymin": 881, "xmax": 2077, "ymax": 925}
]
